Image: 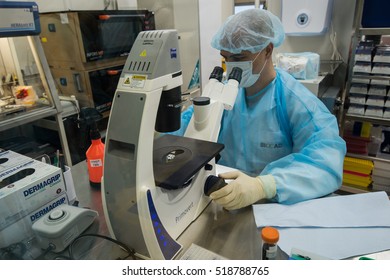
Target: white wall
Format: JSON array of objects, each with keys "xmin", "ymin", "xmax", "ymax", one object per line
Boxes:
[
  {"xmin": 5, "ymin": 0, "xmax": 107, "ymax": 12},
  {"xmin": 198, "ymin": 0, "xmax": 233, "ymax": 90},
  {"xmin": 0, "ymin": 38, "xmax": 16, "ymax": 76},
  {"xmin": 32, "ymin": 0, "xmax": 67, "ymax": 12},
  {"xmin": 173, "ymin": 0, "xmax": 200, "ymax": 90},
  {"xmin": 117, "ymin": 0, "xmax": 137, "ymax": 10},
  {"xmin": 198, "ymin": 0, "xmax": 223, "ymax": 90},
  {"xmin": 137, "ymin": 0, "xmax": 194, "ymax": 90},
  {"xmin": 137, "ymin": 0, "xmax": 174, "ymax": 30}
]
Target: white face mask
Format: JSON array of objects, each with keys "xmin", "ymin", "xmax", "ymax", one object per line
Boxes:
[{"xmin": 226, "ymin": 52, "xmax": 267, "ymax": 88}]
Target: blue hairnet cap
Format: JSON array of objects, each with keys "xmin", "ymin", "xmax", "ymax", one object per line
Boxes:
[{"xmin": 211, "ymin": 9, "xmax": 285, "ymax": 54}]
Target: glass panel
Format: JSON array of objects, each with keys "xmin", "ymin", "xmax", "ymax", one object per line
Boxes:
[{"xmin": 0, "ymin": 36, "xmax": 53, "ymax": 119}]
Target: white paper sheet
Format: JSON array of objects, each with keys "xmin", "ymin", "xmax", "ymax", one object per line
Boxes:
[
  {"xmin": 278, "ymin": 227, "xmax": 390, "ymax": 260},
  {"xmin": 253, "ymin": 191, "xmax": 390, "ymax": 228},
  {"xmin": 252, "ymin": 191, "xmax": 390, "ymax": 259}
]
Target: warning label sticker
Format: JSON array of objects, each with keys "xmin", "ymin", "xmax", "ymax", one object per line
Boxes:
[
  {"xmin": 123, "ymin": 75, "xmax": 147, "ymax": 88},
  {"xmin": 140, "ymin": 50, "xmax": 147, "ymax": 57}
]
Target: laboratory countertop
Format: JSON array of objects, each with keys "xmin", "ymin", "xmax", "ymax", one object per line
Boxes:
[
  {"xmin": 45, "ymin": 162, "xmax": 390, "ymax": 260},
  {"xmin": 69, "ymin": 161, "xmax": 267, "ymax": 260}
]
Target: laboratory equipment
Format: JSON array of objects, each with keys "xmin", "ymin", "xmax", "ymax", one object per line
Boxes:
[
  {"xmin": 32, "ymin": 204, "xmax": 98, "ymax": 253},
  {"xmin": 102, "ymin": 30, "xmax": 241, "ymax": 259},
  {"xmin": 39, "ymin": 10, "xmax": 155, "ymax": 64},
  {"xmin": 0, "ymin": 1, "xmax": 71, "ymax": 166},
  {"xmin": 38, "ymin": 10, "xmax": 155, "ymax": 114},
  {"xmin": 281, "ymin": 0, "xmax": 334, "ymax": 36},
  {"xmin": 204, "ymin": 175, "xmax": 227, "ymax": 197},
  {"xmin": 0, "ymin": 1, "xmax": 40, "ymax": 36},
  {"xmin": 0, "ymin": 1, "xmax": 77, "ymax": 251},
  {"xmin": 361, "ymin": 0, "xmax": 390, "ymax": 28}
]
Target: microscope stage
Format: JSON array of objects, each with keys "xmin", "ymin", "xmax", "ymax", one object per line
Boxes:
[{"xmin": 153, "ymin": 134, "xmax": 224, "ymax": 189}]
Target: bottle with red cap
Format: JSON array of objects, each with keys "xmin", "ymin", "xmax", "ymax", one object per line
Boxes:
[
  {"xmin": 86, "ymin": 122, "xmax": 105, "ymax": 188},
  {"xmin": 261, "ymin": 226, "xmax": 279, "ymax": 260}
]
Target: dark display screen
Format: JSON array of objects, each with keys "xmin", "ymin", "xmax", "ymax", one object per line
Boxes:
[{"xmin": 79, "ymin": 10, "xmax": 155, "ymax": 61}]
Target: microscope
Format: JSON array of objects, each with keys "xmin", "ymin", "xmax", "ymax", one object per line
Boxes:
[{"xmin": 102, "ymin": 30, "xmax": 241, "ymax": 259}]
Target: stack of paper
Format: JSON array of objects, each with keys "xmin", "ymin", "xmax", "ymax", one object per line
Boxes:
[
  {"xmin": 343, "ymin": 156, "xmax": 374, "ymax": 189},
  {"xmin": 372, "ymin": 160, "xmax": 390, "ymax": 194}
]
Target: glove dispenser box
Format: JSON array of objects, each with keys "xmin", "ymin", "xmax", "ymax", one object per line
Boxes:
[{"xmin": 281, "ymin": 0, "xmax": 334, "ymax": 36}]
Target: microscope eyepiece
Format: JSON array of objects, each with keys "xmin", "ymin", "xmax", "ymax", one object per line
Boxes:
[
  {"xmin": 209, "ymin": 66, "xmax": 224, "ymax": 82},
  {"xmin": 228, "ymin": 67, "xmax": 243, "ymax": 83}
]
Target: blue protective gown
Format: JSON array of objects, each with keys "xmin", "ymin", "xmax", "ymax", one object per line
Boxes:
[{"xmin": 175, "ymin": 68, "xmax": 346, "ymax": 204}]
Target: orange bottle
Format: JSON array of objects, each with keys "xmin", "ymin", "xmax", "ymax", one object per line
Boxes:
[{"xmin": 86, "ymin": 124, "xmax": 105, "ymax": 188}]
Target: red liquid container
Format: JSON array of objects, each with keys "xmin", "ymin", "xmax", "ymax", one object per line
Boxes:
[{"xmin": 86, "ymin": 127, "xmax": 105, "ymax": 188}]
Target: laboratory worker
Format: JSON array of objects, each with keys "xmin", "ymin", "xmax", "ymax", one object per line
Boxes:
[{"xmin": 175, "ymin": 8, "xmax": 347, "ymax": 210}]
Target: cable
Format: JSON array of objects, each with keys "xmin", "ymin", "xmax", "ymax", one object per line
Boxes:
[
  {"xmin": 68, "ymin": 233, "xmax": 137, "ymax": 260},
  {"xmin": 329, "ymin": 15, "xmax": 343, "ymax": 60},
  {"xmin": 35, "ymin": 243, "xmax": 56, "ymax": 260},
  {"xmin": 103, "ymin": 0, "xmax": 111, "ymax": 10},
  {"xmin": 0, "ymin": 230, "xmax": 135, "ymax": 260},
  {"xmin": 329, "ymin": 23, "xmax": 344, "ymax": 74}
]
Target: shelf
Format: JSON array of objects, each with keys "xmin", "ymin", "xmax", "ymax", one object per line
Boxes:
[
  {"xmin": 339, "ymin": 185, "xmax": 390, "ymax": 198},
  {"xmin": 352, "ymin": 74, "xmax": 390, "ymax": 81},
  {"xmin": 340, "ymin": 185, "xmax": 370, "ymax": 194},
  {"xmin": 0, "ymin": 105, "xmax": 57, "ymax": 132},
  {"xmin": 359, "ymin": 28, "xmax": 390, "ymax": 36},
  {"xmin": 345, "ymin": 114, "xmax": 390, "ymax": 126},
  {"xmin": 346, "ymin": 153, "xmax": 390, "ymax": 163},
  {"xmin": 341, "ymin": 0, "xmax": 390, "ymax": 198}
]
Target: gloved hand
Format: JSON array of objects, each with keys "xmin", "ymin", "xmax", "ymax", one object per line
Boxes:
[{"xmin": 209, "ymin": 171, "xmax": 266, "ymax": 210}]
